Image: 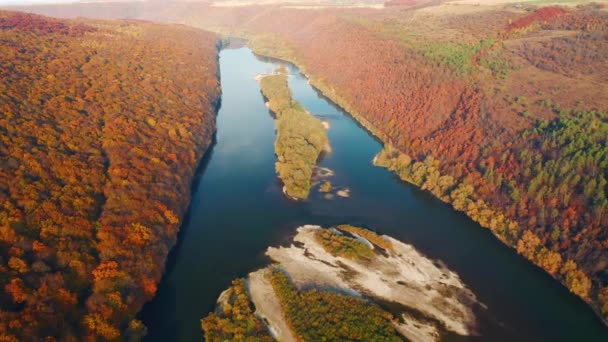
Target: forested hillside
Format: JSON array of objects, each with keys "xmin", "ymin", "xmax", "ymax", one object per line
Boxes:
[
  {"xmin": 220, "ymin": 3, "xmax": 608, "ymax": 322},
  {"xmin": 12, "ymin": 0, "xmax": 608, "ymax": 327},
  {"xmin": 0, "ymin": 11, "xmax": 220, "ymax": 340},
  {"xmin": 38, "ymin": 0, "xmax": 608, "ymax": 323},
  {"xmin": 219, "ymin": 3, "xmax": 608, "ymax": 323}
]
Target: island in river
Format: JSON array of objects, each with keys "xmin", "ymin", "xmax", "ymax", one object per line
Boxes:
[
  {"xmin": 258, "ymin": 67, "xmax": 329, "ymax": 200},
  {"xmin": 16, "ymin": 0, "xmax": 608, "ymax": 325},
  {"xmin": 202, "ymin": 225, "xmax": 481, "ymax": 342}
]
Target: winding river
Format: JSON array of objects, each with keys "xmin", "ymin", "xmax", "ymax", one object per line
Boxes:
[{"xmin": 139, "ymin": 47, "xmax": 608, "ymax": 341}]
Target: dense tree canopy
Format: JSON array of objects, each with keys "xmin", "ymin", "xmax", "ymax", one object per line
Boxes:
[
  {"xmin": 267, "ymin": 269, "xmax": 402, "ymax": 341},
  {"xmin": 259, "ymin": 67, "xmax": 328, "ymax": 200},
  {"xmin": 196, "ymin": 4, "xmax": 608, "ymax": 322},
  {"xmin": 9, "ymin": 0, "xmax": 608, "ymax": 326},
  {"xmin": 201, "ymin": 279, "xmax": 274, "ymax": 342},
  {"xmin": 0, "ymin": 11, "xmax": 220, "ymax": 340}
]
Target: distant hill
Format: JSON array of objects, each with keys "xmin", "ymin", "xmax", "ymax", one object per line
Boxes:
[{"xmin": 0, "ymin": 10, "xmax": 220, "ymax": 340}]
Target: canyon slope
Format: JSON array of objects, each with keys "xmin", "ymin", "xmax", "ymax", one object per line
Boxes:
[
  {"xmin": 0, "ymin": 11, "xmax": 220, "ymax": 340},
  {"xmin": 12, "ymin": 0, "xmax": 608, "ymax": 327}
]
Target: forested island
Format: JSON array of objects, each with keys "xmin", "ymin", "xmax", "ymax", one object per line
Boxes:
[
  {"xmin": 233, "ymin": 5, "xmax": 608, "ymax": 320},
  {"xmin": 0, "ymin": 11, "xmax": 220, "ymax": 340},
  {"xmin": 73, "ymin": 1, "xmax": 606, "ymax": 322},
  {"xmin": 3, "ymin": 0, "xmax": 608, "ymax": 337},
  {"xmin": 258, "ymin": 67, "xmax": 329, "ymax": 200},
  {"xmin": 202, "ymin": 224, "xmax": 480, "ymax": 342}
]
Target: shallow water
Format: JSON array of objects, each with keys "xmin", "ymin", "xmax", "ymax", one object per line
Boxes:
[{"xmin": 140, "ymin": 47, "xmax": 608, "ymax": 341}]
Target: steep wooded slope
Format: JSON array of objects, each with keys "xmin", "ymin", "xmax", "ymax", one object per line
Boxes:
[
  {"xmin": 0, "ymin": 11, "xmax": 220, "ymax": 340},
  {"xmin": 13, "ymin": 0, "xmax": 608, "ymax": 326}
]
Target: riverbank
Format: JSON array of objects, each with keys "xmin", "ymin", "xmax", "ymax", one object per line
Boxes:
[
  {"xmin": 16, "ymin": 0, "xmax": 608, "ymax": 328},
  {"xmin": 245, "ymin": 37, "xmax": 604, "ymax": 326},
  {"xmin": 140, "ymin": 46, "xmax": 608, "ymax": 341},
  {"xmin": 203, "ymin": 225, "xmax": 482, "ymax": 341},
  {"xmin": 0, "ymin": 12, "xmax": 222, "ymax": 340}
]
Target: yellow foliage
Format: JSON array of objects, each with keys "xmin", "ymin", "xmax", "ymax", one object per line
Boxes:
[
  {"xmin": 259, "ymin": 69, "xmax": 328, "ymax": 199},
  {"xmin": 8, "ymin": 257, "xmax": 28, "ymax": 274},
  {"xmin": 83, "ymin": 314, "xmax": 120, "ymax": 340},
  {"xmin": 561, "ymin": 260, "xmax": 592, "ymax": 299},
  {"xmin": 337, "ymin": 224, "xmax": 393, "ymax": 251},
  {"xmin": 164, "ymin": 209, "xmax": 180, "ymax": 225},
  {"xmin": 0, "ymin": 226, "xmax": 17, "ymax": 244},
  {"xmin": 92, "ymin": 261, "xmax": 119, "ymax": 283},
  {"xmin": 516, "ymin": 230, "xmax": 541, "ymax": 259}
]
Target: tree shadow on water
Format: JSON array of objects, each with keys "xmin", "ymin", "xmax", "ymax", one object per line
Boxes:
[{"xmin": 138, "ymin": 131, "xmax": 218, "ymax": 341}]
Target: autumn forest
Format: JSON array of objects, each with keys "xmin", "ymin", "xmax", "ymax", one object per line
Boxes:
[
  {"xmin": 1, "ymin": 0, "xmax": 608, "ymax": 341},
  {"xmin": 0, "ymin": 11, "xmax": 220, "ymax": 340}
]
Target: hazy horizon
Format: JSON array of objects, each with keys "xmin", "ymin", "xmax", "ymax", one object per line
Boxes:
[
  {"xmin": 0, "ymin": 0, "xmax": 77, "ymax": 5},
  {"xmin": 0, "ymin": 0, "xmax": 148, "ymax": 6}
]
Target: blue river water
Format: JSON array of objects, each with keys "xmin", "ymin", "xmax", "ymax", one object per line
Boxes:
[{"xmin": 140, "ymin": 47, "xmax": 608, "ymax": 342}]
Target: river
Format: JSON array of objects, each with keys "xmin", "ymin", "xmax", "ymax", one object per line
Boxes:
[{"xmin": 139, "ymin": 46, "xmax": 608, "ymax": 341}]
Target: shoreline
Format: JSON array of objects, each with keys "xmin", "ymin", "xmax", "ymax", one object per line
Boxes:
[
  {"xmin": 204, "ymin": 224, "xmax": 483, "ymax": 341},
  {"xmin": 244, "ymin": 40, "xmax": 608, "ymax": 327}
]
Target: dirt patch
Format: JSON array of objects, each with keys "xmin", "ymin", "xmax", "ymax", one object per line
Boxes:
[{"xmin": 266, "ymin": 225, "xmax": 482, "ymax": 337}]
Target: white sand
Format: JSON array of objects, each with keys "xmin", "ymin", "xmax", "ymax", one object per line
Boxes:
[
  {"xmin": 215, "ymin": 288, "xmax": 232, "ymax": 308},
  {"xmin": 266, "ymin": 225, "xmax": 481, "ymax": 338},
  {"xmin": 395, "ymin": 314, "xmax": 441, "ymax": 342},
  {"xmin": 248, "ymin": 269, "xmax": 298, "ymax": 342},
  {"xmin": 336, "ymin": 188, "xmax": 350, "ymax": 197},
  {"xmin": 213, "ymin": 224, "xmax": 482, "ymax": 340},
  {"xmin": 314, "ymin": 166, "xmax": 335, "ymax": 178}
]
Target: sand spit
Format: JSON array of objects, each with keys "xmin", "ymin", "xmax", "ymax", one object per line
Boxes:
[
  {"xmin": 312, "ymin": 167, "xmax": 353, "ymax": 200},
  {"xmin": 314, "ymin": 166, "xmax": 334, "ymax": 178},
  {"xmin": 319, "ymin": 187, "xmax": 351, "ymax": 200},
  {"xmin": 282, "ymin": 186, "xmax": 302, "ymax": 201},
  {"xmin": 336, "ymin": 188, "xmax": 350, "ymax": 197},
  {"xmin": 266, "ymin": 225, "xmax": 481, "ymax": 337},
  {"xmin": 248, "ymin": 269, "xmax": 297, "ymax": 342},
  {"xmin": 255, "ymin": 72, "xmax": 284, "ymax": 82},
  {"xmin": 395, "ymin": 315, "xmax": 441, "ymax": 342},
  {"xmin": 215, "ymin": 288, "xmax": 232, "ymax": 308},
  {"xmin": 207, "ymin": 225, "xmax": 481, "ymax": 341}
]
